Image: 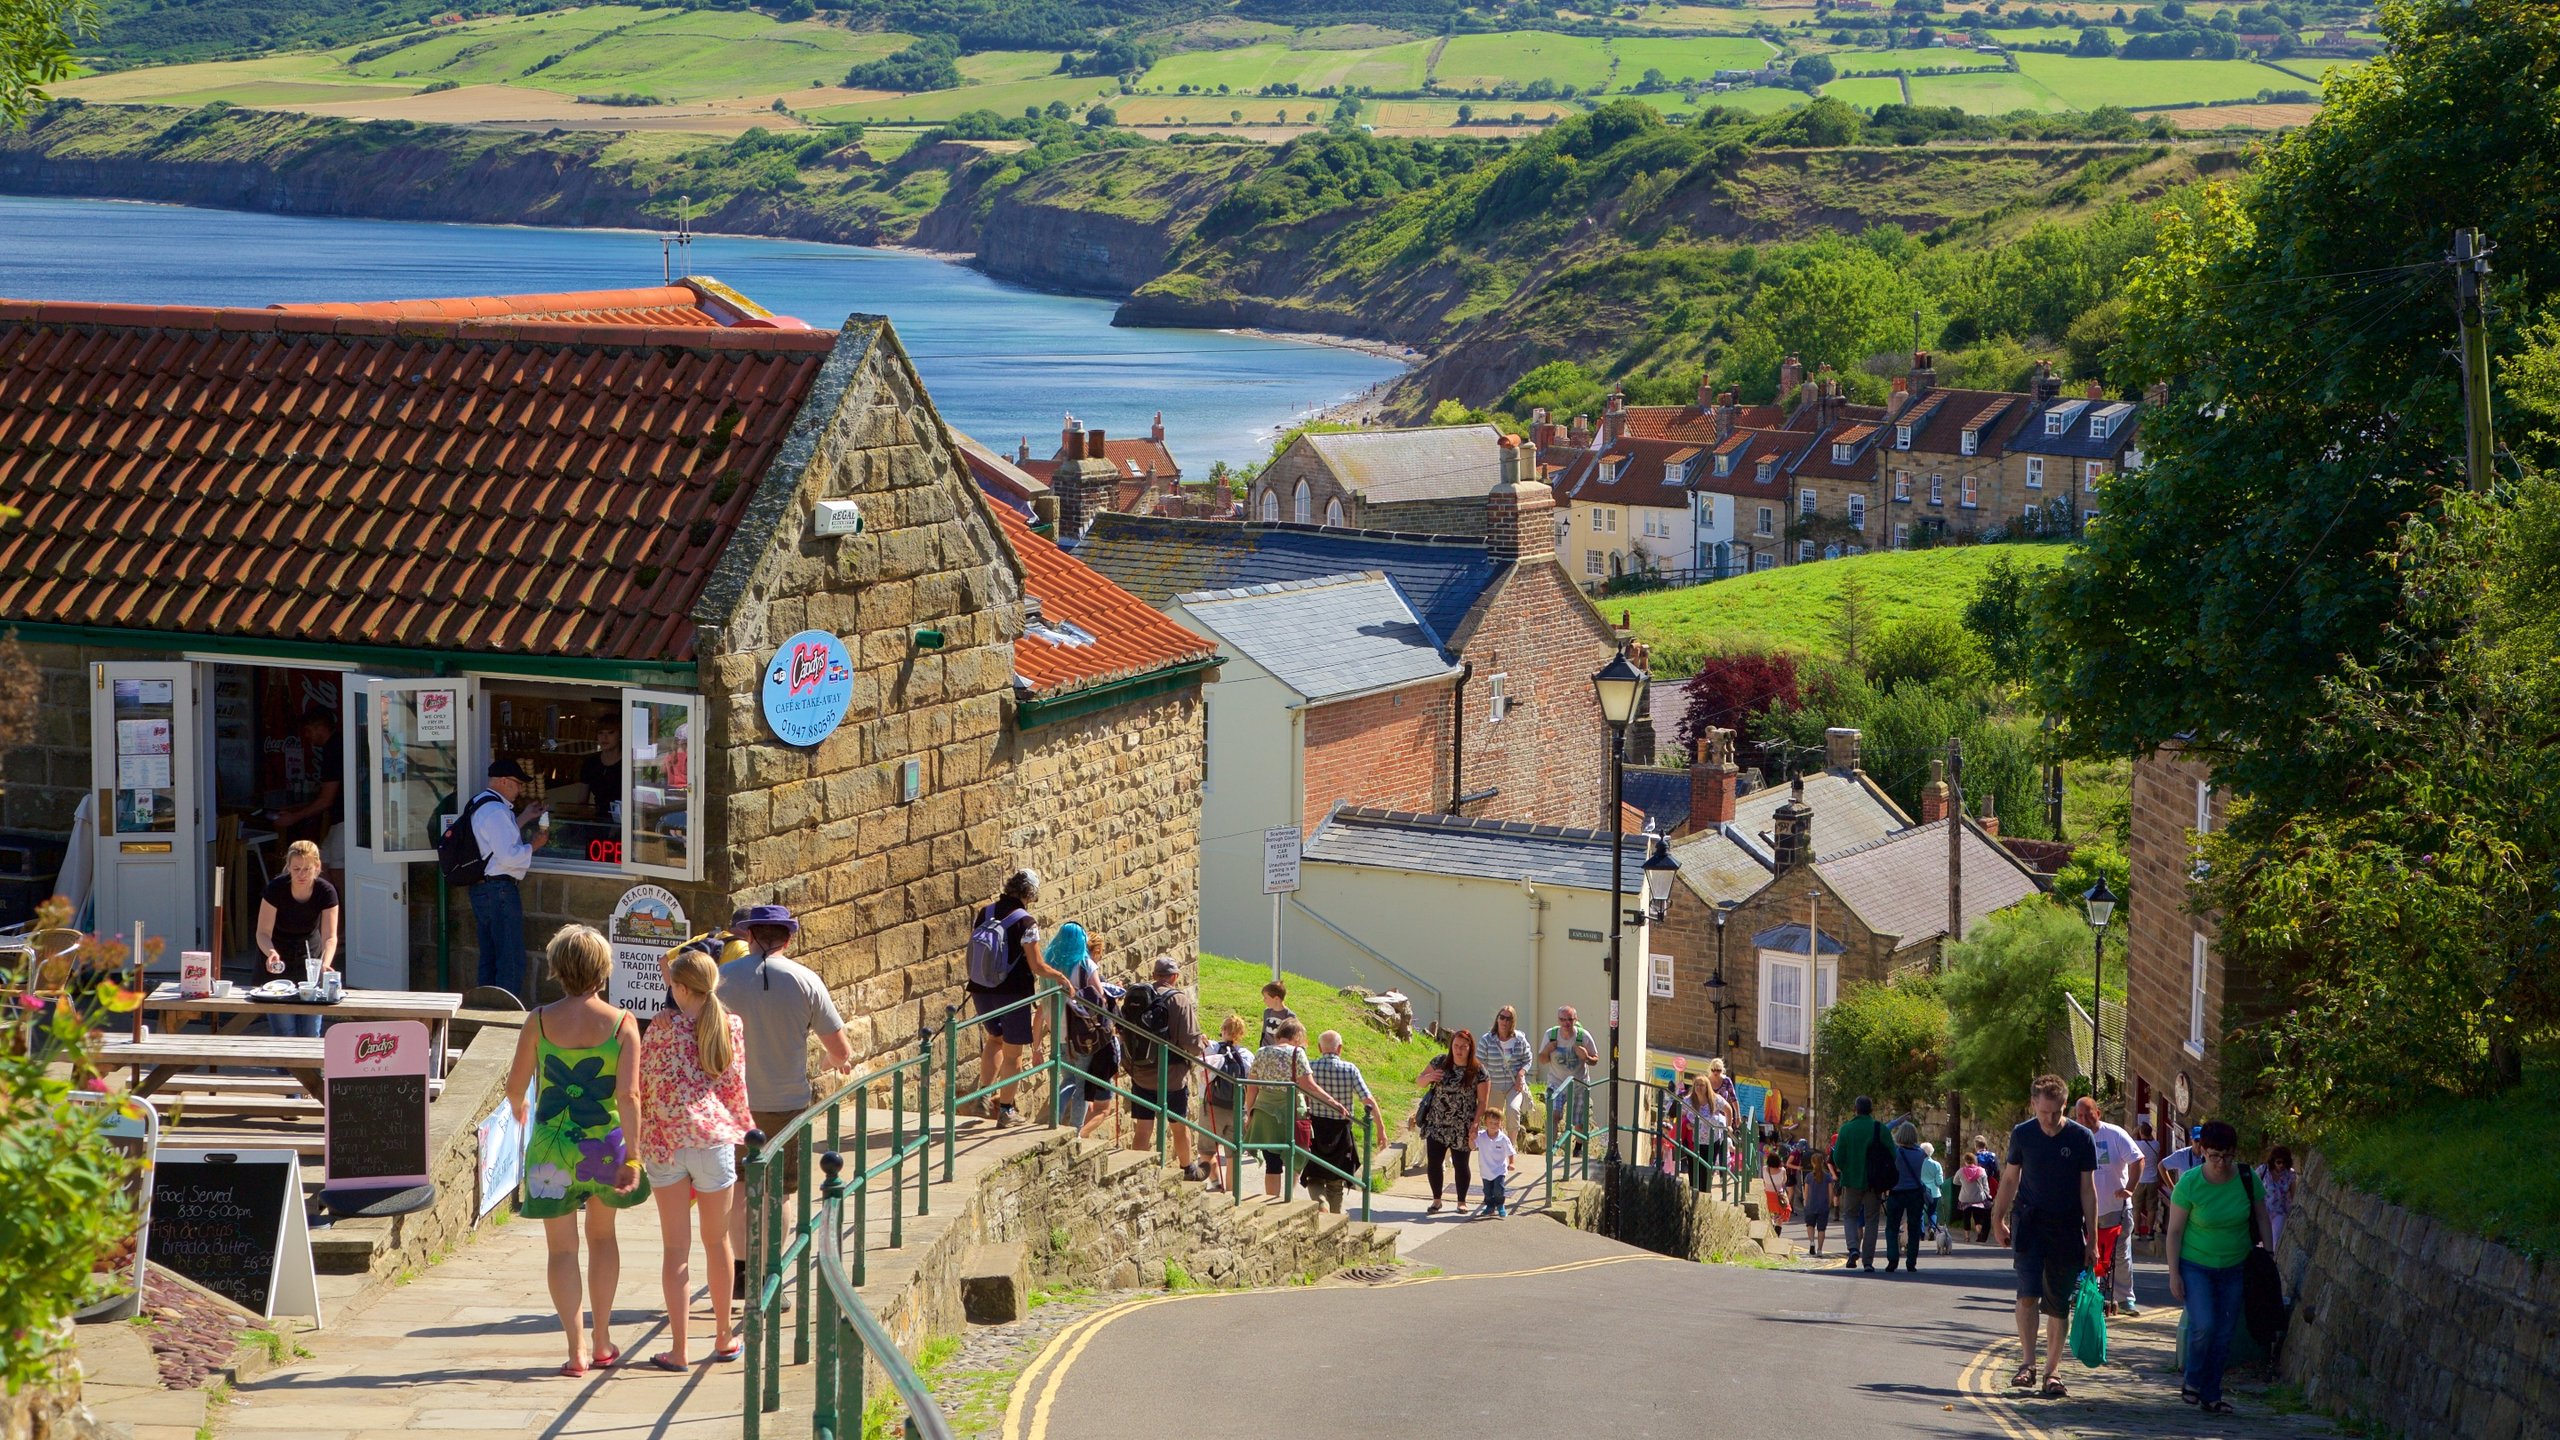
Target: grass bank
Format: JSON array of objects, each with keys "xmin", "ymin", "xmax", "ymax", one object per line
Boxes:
[
  {"xmin": 1617, "ymin": 544, "xmax": 2069, "ymax": 669},
  {"xmin": 2322, "ymin": 1059, "xmax": 2558, "ymax": 1261},
  {"xmin": 1195, "ymin": 953, "xmax": 1445, "ymax": 1130}
]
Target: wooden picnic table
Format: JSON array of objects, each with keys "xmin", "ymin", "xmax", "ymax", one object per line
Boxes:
[
  {"xmin": 96, "ymin": 1034, "xmax": 329, "ymax": 1101},
  {"xmin": 142, "ymin": 983, "xmax": 465, "ymax": 1075}
]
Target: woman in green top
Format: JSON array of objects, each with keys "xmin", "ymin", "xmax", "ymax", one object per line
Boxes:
[
  {"xmin": 2165, "ymin": 1119, "xmax": 2272, "ymax": 1415},
  {"xmin": 508, "ymin": 924, "xmax": 652, "ymax": 1376}
]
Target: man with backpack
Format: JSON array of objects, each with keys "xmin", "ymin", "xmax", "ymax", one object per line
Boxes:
[
  {"xmin": 1829, "ymin": 1094, "xmax": 1898, "ymax": 1273},
  {"xmin": 966, "ymin": 870, "xmax": 1064, "ymax": 1128},
  {"xmin": 1121, "ymin": 956, "xmax": 1204, "ymax": 1179},
  {"xmin": 441, "ymin": 759, "xmax": 545, "ymax": 999}
]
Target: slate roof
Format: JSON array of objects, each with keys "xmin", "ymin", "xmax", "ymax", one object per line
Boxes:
[
  {"xmin": 1671, "ymin": 770, "xmax": 1912, "ymax": 905},
  {"xmin": 1786, "ymin": 415, "xmax": 1886, "ymax": 484},
  {"xmin": 1752, "ymin": 923, "xmax": 1845, "ymax": 956},
  {"xmin": 1299, "ymin": 425, "xmax": 1504, "ymax": 504},
  {"xmin": 1814, "ymin": 818, "xmax": 2043, "ymax": 951},
  {"xmin": 956, "ymin": 430, "xmax": 1048, "ymax": 519},
  {"xmin": 1173, "ymin": 573, "xmax": 1453, "ymax": 702},
  {"xmin": 1074, "ymin": 513, "xmax": 1503, "ymax": 641},
  {"xmin": 1884, "ymin": 386, "xmax": 2036, "ymax": 459},
  {"xmin": 1304, "ymin": 805, "xmax": 1644, "ymax": 894},
  {"xmin": 1623, "ymin": 768, "xmax": 1693, "ymax": 834},
  {"xmin": 2006, "ymin": 396, "xmax": 2143, "ymax": 461},
  {"xmin": 1695, "ymin": 427, "xmax": 1812, "ymax": 497},
  {"xmin": 0, "ymin": 290, "xmax": 836, "ymax": 662},
  {"xmin": 992, "ymin": 504, "xmax": 1218, "ymax": 697}
]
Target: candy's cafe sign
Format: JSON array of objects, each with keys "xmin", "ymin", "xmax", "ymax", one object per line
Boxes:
[{"xmin": 761, "ymin": 630, "xmax": 856, "ymax": 748}]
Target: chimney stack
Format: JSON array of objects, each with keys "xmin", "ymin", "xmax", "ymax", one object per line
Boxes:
[
  {"xmin": 1569, "ymin": 413, "xmax": 1592, "ymax": 448},
  {"xmin": 1601, "ymin": 388, "xmax": 1627, "ymax": 448},
  {"xmin": 1977, "ymin": 792, "xmax": 1999, "ymax": 838},
  {"xmin": 1689, "ymin": 728, "xmax": 1739, "ymax": 832},
  {"xmin": 1698, "ymin": 372, "xmax": 1715, "ymax": 409},
  {"xmin": 1053, "ymin": 419, "xmax": 1118, "ymax": 540},
  {"xmin": 1779, "ymin": 353, "xmax": 1806, "ymax": 401},
  {"xmin": 1714, "ymin": 390, "xmax": 1736, "ymax": 443},
  {"xmin": 1824, "ymin": 726, "xmax": 1861, "ymax": 772},
  {"xmin": 1151, "ymin": 410, "xmax": 1165, "ymax": 443},
  {"xmin": 1921, "ymin": 758, "xmax": 1952, "ymax": 824},
  {"xmin": 1485, "ymin": 436, "xmax": 1556, "ymax": 563},
  {"xmin": 2033, "ymin": 362, "xmax": 2061, "ymax": 403},
  {"xmin": 1017, "ymin": 436, "xmax": 1031, "ymax": 465},
  {"xmin": 2085, "ymin": 380, "xmax": 2105, "ymax": 401},
  {"xmin": 1910, "ymin": 350, "xmax": 1936, "ymax": 402},
  {"xmin": 1061, "ymin": 413, "xmax": 1084, "ymax": 461},
  {"xmin": 1771, "ymin": 777, "xmax": 1815, "ymax": 873}
]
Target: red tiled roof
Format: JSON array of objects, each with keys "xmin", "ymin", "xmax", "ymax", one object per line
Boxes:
[
  {"xmin": 992, "ymin": 503, "xmax": 1218, "ymax": 697},
  {"xmin": 1056, "ymin": 436, "xmax": 1181, "ymax": 481},
  {"xmin": 1623, "ymin": 403, "xmax": 1787, "ymax": 442},
  {"xmin": 271, "ymin": 286, "xmax": 733, "ymax": 328},
  {"xmin": 0, "ymin": 297, "xmax": 837, "ymax": 663}
]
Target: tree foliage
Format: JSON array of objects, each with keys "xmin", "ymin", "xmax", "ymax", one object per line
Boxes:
[
  {"xmin": 1943, "ymin": 901, "xmax": 2088, "ymax": 1109},
  {"xmin": 2033, "ymin": 0, "xmax": 2560, "ymax": 813},
  {"xmin": 1675, "ymin": 651, "xmax": 1801, "ymax": 773},
  {"xmin": 1817, "ymin": 978, "xmax": 1952, "ymax": 1118},
  {"xmin": 1, "ymin": 0, "xmax": 90, "ymax": 127},
  {"xmin": 1862, "ymin": 615, "xmax": 1990, "ymax": 694}
]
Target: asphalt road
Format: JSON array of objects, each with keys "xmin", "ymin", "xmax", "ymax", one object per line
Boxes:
[{"xmin": 1003, "ymin": 1216, "xmax": 2042, "ymax": 1440}]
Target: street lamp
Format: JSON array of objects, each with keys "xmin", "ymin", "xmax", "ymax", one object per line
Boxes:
[
  {"xmin": 1592, "ymin": 647, "xmax": 1648, "ymax": 1168},
  {"xmin": 2084, "ymin": 876, "xmax": 2117, "ymax": 1101},
  {"xmin": 1708, "ymin": 903, "xmax": 1736, "ymax": 1049},
  {"xmin": 1642, "ymin": 830, "xmax": 1680, "ymax": 922}
]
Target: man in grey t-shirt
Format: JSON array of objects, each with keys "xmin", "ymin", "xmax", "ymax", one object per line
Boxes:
[{"xmin": 721, "ymin": 904, "xmax": 854, "ymax": 1293}]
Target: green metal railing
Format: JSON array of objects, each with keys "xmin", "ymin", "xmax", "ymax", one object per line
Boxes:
[
  {"xmin": 740, "ymin": 980, "xmax": 1383, "ymax": 1439},
  {"xmin": 1540, "ymin": 1071, "xmax": 1755, "ymax": 1213}
]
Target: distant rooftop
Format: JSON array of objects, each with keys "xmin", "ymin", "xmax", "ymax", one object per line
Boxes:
[
  {"xmin": 1077, "ymin": 513, "xmax": 1504, "ymax": 640},
  {"xmin": 1173, "ymin": 572, "xmax": 1453, "ymax": 702},
  {"xmin": 1305, "ymin": 805, "xmax": 1645, "ymax": 894}
]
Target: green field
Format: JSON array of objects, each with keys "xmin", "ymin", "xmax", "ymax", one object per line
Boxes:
[
  {"xmin": 1142, "ymin": 36, "xmax": 1437, "ymax": 93},
  {"xmin": 1823, "ymin": 75, "xmax": 1909, "ymax": 109},
  {"xmin": 815, "ymin": 72, "xmax": 1118, "ymax": 122},
  {"xmin": 2011, "ymin": 53, "xmax": 2294, "ymax": 107},
  {"xmin": 1907, "ymin": 69, "xmax": 2073, "ymax": 113},
  {"xmin": 1824, "ymin": 48, "xmax": 1948, "ymax": 75},
  {"xmin": 1431, "ymin": 32, "xmax": 1617, "ymax": 91},
  {"xmin": 1619, "ymin": 545, "xmax": 2069, "ymax": 665},
  {"xmin": 1607, "ymin": 35, "xmax": 1774, "ymax": 82}
]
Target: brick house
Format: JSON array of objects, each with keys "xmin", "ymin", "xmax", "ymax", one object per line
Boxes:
[
  {"xmin": 0, "ymin": 279, "xmax": 1212, "ymax": 1063},
  {"xmin": 1023, "ymin": 411, "xmax": 1184, "ymax": 517},
  {"xmin": 1246, "ymin": 425, "xmax": 1505, "ymax": 535},
  {"xmin": 1874, "ymin": 358, "xmax": 2146, "ymax": 546},
  {"xmin": 2122, "ymin": 745, "xmax": 2232, "ymax": 1139},
  {"xmin": 1082, "ymin": 443, "xmax": 1618, "ymax": 970},
  {"xmin": 1649, "ymin": 727, "xmax": 2039, "ymax": 1121}
]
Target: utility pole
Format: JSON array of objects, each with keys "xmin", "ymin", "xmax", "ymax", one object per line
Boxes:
[
  {"xmin": 1945, "ymin": 734, "xmax": 1965, "ymax": 953},
  {"xmin": 2043, "ymin": 713, "xmax": 2065, "ymax": 841},
  {"xmin": 2451, "ymin": 227, "xmax": 2497, "ymax": 493}
]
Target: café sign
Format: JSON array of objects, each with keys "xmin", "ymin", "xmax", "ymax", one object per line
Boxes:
[{"xmin": 762, "ymin": 630, "xmax": 855, "ymax": 747}]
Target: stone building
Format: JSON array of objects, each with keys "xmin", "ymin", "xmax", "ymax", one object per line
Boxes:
[
  {"xmin": 2121, "ymin": 744, "xmax": 2230, "ymax": 1139},
  {"xmin": 1246, "ymin": 424, "xmax": 1505, "ymax": 535},
  {"xmin": 0, "ymin": 279, "xmax": 1211, "ymax": 1064}
]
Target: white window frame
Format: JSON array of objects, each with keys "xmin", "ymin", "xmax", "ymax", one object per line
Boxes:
[
  {"xmin": 1650, "ymin": 952, "xmax": 1674, "ymax": 1000},
  {"xmin": 1585, "ymin": 550, "xmax": 1606, "ymax": 577},
  {"xmin": 2085, "ymin": 461, "xmax": 2106, "ymax": 491},
  {"xmin": 1487, "ymin": 672, "xmax": 1510, "ymax": 723},
  {"xmin": 1755, "ymin": 506, "xmax": 1774, "ymax": 537},
  {"xmin": 2186, "ymin": 932, "xmax": 2209, "ymax": 1057},
  {"xmin": 1847, "ymin": 493, "xmax": 1866, "ymax": 531},
  {"xmin": 1292, "ymin": 479, "xmax": 1312, "ymax": 524},
  {"xmin": 2045, "ymin": 410, "xmax": 2068, "ymax": 436},
  {"xmin": 1758, "ymin": 950, "xmax": 1838, "ymax": 1054},
  {"xmin": 1960, "ymin": 428, "xmax": 1978, "ymax": 456},
  {"xmin": 1895, "ymin": 423, "xmax": 1912, "ymax": 450},
  {"xmin": 1591, "ymin": 508, "xmax": 1606, "ymax": 532},
  {"xmin": 1894, "ymin": 522, "xmax": 1908, "ymax": 549},
  {"xmin": 624, "ymin": 687, "xmax": 704, "ymax": 882},
  {"xmin": 368, "ymin": 677, "xmax": 475, "ymax": 863},
  {"xmin": 1928, "ymin": 473, "xmax": 1944, "ymax": 506},
  {"xmin": 1259, "ymin": 488, "xmax": 1280, "ymax": 522},
  {"xmin": 1960, "ymin": 474, "xmax": 1977, "ymax": 509},
  {"xmin": 1323, "ymin": 496, "xmax": 1344, "ymax": 528},
  {"xmin": 1798, "ymin": 487, "xmax": 1817, "ymax": 518},
  {"xmin": 2089, "ymin": 412, "xmax": 2112, "ymax": 440},
  {"xmin": 1756, "ymin": 458, "xmax": 1776, "ymax": 483},
  {"xmin": 1832, "ymin": 443, "xmax": 1853, "ymax": 463},
  {"xmin": 2025, "ymin": 456, "xmax": 2044, "ymax": 490},
  {"xmin": 1716, "ymin": 451, "xmax": 1734, "ymax": 476},
  {"xmin": 1797, "ymin": 540, "xmax": 1816, "ymax": 564},
  {"xmin": 1893, "ymin": 470, "xmax": 1911, "ymax": 502},
  {"xmin": 1753, "ymin": 552, "xmax": 1775, "ymax": 572},
  {"xmin": 2194, "ymin": 778, "xmax": 2212, "ymax": 836}
]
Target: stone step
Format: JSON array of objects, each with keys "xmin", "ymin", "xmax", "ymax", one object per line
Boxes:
[
  {"xmin": 1311, "ymin": 1210, "xmax": 1350, "ymax": 1243},
  {"xmin": 1242, "ymin": 1197, "xmax": 1317, "ymax": 1236},
  {"xmin": 1098, "ymin": 1151, "xmax": 1159, "ymax": 1185}
]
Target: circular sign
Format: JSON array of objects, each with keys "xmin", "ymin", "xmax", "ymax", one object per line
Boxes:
[
  {"xmin": 2173, "ymin": 1070, "xmax": 2193, "ymax": 1113},
  {"xmin": 761, "ymin": 630, "xmax": 855, "ymax": 747}
]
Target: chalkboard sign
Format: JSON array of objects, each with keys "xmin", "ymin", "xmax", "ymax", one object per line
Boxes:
[
  {"xmin": 145, "ymin": 1149, "xmax": 321, "ymax": 1323},
  {"xmin": 327, "ymin": 1073, "xmax": 429, "ymax": 1182}
]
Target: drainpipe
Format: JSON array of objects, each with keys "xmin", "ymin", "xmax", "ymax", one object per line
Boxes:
[
  {"xmin": 1521, "ymin": 876, "xmax": 1546, "ymax": 1036},
  {"xmin": 1447, "ymin": 661, "xmax": 1473, "ymax": 814}
]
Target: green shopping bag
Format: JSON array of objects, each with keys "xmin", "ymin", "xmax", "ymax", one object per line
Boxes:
[{"xmin": 2069, "ymin": 1268, "xmax": 2109, "ymax": 1368}]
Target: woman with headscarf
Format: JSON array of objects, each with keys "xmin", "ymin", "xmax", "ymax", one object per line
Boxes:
[{"xmin": 1047, "ymin": 922, "xmax": 1121, "ymax": 1141}]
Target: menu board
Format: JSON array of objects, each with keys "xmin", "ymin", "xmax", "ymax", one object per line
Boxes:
[
  {"xmin": 608, "ymin": 885, "xmax": 687, "ymax": 1019},
  {"xmin": 324, "ymin": 1022, "xmax": 432, "ymax": 1193},
  {"xmin": 145, "ymin": 1149, "xmax": 322, "ymax": 1323},
  {"xmin": 73, "ymin": 1095, "xmax": 157, "ymax": 1322}
]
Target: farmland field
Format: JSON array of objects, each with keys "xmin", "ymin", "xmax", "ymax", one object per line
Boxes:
[
  {"xmin": 1608, "ymin": 35, "xmax": 1776, "ymax": 82},
  {"xmin": 1430, "ymin": 32, "xmax": 1617, "ymax": 91},
  {"xmin": 2154, "ymin": 101, "xmax": 2320, "ymax": 129},
  {"xmin": 1824, "ymin": 48, "xmax": 1938, "ymax": 74},
  {"xmin": 2011, "ymin": 53, "xmax": 2293, "ymax": 107},
  {"xmin": 1906, "ymin": 69, "xmax": 2072, "ymax": 113},
  {"xmin": 813, "ymin": 72, "xmax": 1120, "ymax": 123},
  {"xmin": 1142, "ymin": 36, "xmax": 1436, "ymax": 93},
  {"xmin": 1822, "ymin": 75, "xmax": 1909, "ymax": 108}
]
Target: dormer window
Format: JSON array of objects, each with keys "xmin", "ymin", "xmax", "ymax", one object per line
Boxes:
[
  {"xmin": 2044, "ymin": 410, "xmax": 2068, "ymax": 436},
  {"xmin": 1895, "ymin": 424, "xmax": 1912, "ymax": 449},
  {"xmin": 2091, "ymin": 411, "xmax": 2115, "ymax": 440},
  {"xmin": 1832, "ymin": 442, "xmax": 1853, "ymax": 464},
  {"xmin": 1715, "ymin": 451, "xmax": 1734, "ymax": 476},
  {"xmin": 1598, "ymin": 459, "xmax": 1620, "ymax": 484},
  {"xmin": 1960, "ymin": 428, "xmax": 1978, "ymax": 456},
  {"xmin": 1756, "ymin": 458, "xmax": 1775, "ymax": 483}
]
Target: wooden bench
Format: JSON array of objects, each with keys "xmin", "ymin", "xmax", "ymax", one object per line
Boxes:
[{"xmin": 96, "ymin": 1035, "xmax": 326, "ymax": 1101}]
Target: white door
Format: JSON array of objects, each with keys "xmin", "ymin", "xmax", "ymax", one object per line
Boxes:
[
  {"xmin": 91, "ymin": 662, "xmax": 202, "ymax": 970},
  {"xmin": 342, "ymin": 677, "xmax": 473, "ymax": 991}
]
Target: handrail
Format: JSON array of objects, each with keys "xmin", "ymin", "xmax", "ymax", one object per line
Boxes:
[
  {"xmin": 811, "ymin": 1153, "xmax": 954, "ymax": 1440},
  {"xmin": 1284, "ymin": 895, "xmax": 1443, "ymax": 1035}
]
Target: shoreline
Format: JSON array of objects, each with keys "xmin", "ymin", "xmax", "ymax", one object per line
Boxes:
[{"xmin": 1224, "ymin": 326, "xmax": 1428, "ymax": 369}]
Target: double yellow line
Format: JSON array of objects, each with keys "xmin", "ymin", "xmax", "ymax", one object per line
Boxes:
[
  {"xmin": 999, "ymin": 1255, "xmax": 1658, "ymax": 1440},
  {"xmin": 1954, "ymin": 1338, "xmax": 2049, "ymax": 1440}
]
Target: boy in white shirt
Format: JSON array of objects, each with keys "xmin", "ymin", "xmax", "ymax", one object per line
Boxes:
[{"xmin": 1473, "ymin": 1108, "xmax": 1519, "ymax": 1218}]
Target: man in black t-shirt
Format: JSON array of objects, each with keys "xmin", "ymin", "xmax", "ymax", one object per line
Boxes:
[
  {"xmin": 968, "ymin": 869, "xmax": 1066, "ymax": 1127},
  {"xmin": 1991, "ymin": 1073, "xmax": 2098, "ymax": 1397}
]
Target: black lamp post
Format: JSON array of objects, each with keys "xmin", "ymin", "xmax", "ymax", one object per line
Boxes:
[
  {"xmin": 2084, "ymin": 876, "xmax": 2117, "ymax": 1100},
  {"xmin": 1707, "ymin": 903, "xmax": 1736, "ymax": 1049},
  {"xmin": 1592, "ymin": 648, "xmax": 1648, "ymax": 1165}
]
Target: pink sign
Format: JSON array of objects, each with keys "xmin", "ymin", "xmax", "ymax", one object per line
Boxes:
[{"xmin": 324, "ymin": 1020, "xmax": 432, "ymax": 1192}]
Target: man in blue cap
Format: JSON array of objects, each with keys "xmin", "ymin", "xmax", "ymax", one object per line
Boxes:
[
  {"xmin": 461, "ymin": 758, "xmax": 544, "ymax": 999},
  {"xmin": 723, "ymin": 903, "xmax": 853, "ymax": 1302}
]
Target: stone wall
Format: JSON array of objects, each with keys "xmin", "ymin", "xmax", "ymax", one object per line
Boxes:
[
  {"xmin": 1008, "ymin": 689, "xmax": 1206, "ymax": 985},
  {"xmin": 1300, "ymin": 680, "xmax": 1454, "ymax": 836},
  {"xmin": 2277, "ymin": 1149, "xmax": 2557, "ymax": 1440},
  {"xmin": 2123, "ymin": 746, "xmax": 2231, "ymax": 1132},
  {"xmin": 1551, "ymin": 1172, "xmax": 1791, "ymax": 1262},
  {"xmin": 1449, "ymin": 562, "xmax": 1615, "ymax": 831},
  {"xmin": 692, "ymin": 321, "xmax": 1026, "ymax": 1071},
  {"xmin": 1248, "ymin": 443, "xmax": 1348, "ymax": 529}
]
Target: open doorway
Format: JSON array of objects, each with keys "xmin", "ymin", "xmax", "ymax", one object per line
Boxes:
[{"xmin": 206, "ymin": 664, "xmax": 348, "ymax": 989}]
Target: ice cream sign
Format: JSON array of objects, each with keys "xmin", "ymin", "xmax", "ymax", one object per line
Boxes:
[{"xmin": 761, "ymin": 629, "xmax": 855, "ymax": 747}]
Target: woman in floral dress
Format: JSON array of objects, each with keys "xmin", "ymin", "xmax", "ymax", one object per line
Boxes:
[{"xmin": 508, "ymin": 924, "xmax": 651, "ymax": 1377}]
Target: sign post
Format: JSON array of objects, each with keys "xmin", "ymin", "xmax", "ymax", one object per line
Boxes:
[
  {"xmin": 149, "ymin": 1149, "xmax": 323, "ymax": 1327},
  {"xmin": 608, "ymin": 884, "xmax": 689, "ymax": 1020},
  {"xmin": 321, "ymin": 1019, "xmax": 434, "ymax": 1218},
  {"xmin": 1262, "ymin": 825, "xmax": 1301, "ymax": 982}
]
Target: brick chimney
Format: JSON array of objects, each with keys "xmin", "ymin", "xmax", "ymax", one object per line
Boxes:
[
  {"xmin": 1920, "ymin": 758, "xmax": 1951, "ymax": 824},
  {"xmin": 2085, "ymin": 380, "xmax": 2105, "ymax": 400},
  {"xmin": 1017, "ymin": 435, "xmax": 1031, "ymax": 465},
  {"xmin": 1823, "ymin": 726, "xmax": 1861, "ymax": 772},
  {"xmin": 1771, "ymin": 777, "xmax": 1815, "ymax": 873},
  {"xmin": 1601, "ymin": 388, "xmax": 1627, "ymax": 448},
  {"xmin": 1485, "ymin": 436, "xmax": 1556, "ymax": 562},
  {"xmin": 1568, "ymin": 413, "xmax": 1592, "ymax": 448},
  {"xmin": 1689, "ymin": 727, "xmax": 1739, "ymax": 831},
  {"xmin": 1530, "ymin": 406, "xmax": 1558, "ymax": 452},
  {"xmin": 1888, "ymin": 374, "xmax": 1911, "ymax": 419},
  {"xmin": 1698, "ymin": 372, "xmax": 1716, "ymax": 409},
  {"xmin": 1977, "ymin": 792, "xmax": 1998, "ymax": 838},
  {"xmin": 1151, "ymin": 409, "xmax": 1166, "ymax": 443},
  {"xmin": 2032, "ymin": 361, "xmax": 2061, "ymax": 403},
  {"xmin": 1779, "ymin": 353, "xmax": 1806, "ymax": 402},
  {"xmin": 1714, "ymin": 390, "xmax": 1736, "ymax": 443},
  {"xmin": 1909, "ymin": 349, "xmax": 1936, "ymax": 402},
  {"xmin": 1054, "ymin": 419, "xmax": 1119, "ymax": 540}
]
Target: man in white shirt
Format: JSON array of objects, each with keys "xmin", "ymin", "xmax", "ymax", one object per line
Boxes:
[
  {"xmin": 2074, "ymin": 1096, "xmax": 2147, "ymax": 1314},
  {"xmin": 464, "ymin": 758, "xmax": 544, "ymax": 999}
]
